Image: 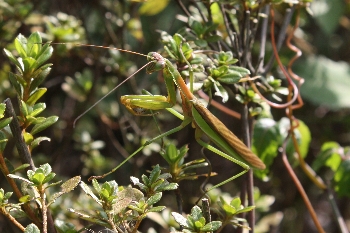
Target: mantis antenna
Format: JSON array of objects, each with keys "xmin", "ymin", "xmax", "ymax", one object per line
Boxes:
[{"xmin": 73, "ymin": 61, "xmax": 153, "ymax": 127}]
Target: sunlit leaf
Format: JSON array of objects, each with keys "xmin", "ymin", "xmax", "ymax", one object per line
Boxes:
[
  {"xmin": 139, "ymin": 0, "xmax": 170, "ymax": 16},
  {"xmin": 295, "ymin": 56, "xmax": 350, "ymax": 109}
]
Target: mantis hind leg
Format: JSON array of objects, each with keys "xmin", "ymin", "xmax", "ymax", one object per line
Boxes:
[
  {"xmin": 89, "ymin": 117, "xmax": 192, "ymax": 181},
  {"xmin": 194, "ymin": 129, "xmax": 250, "ymax": 192}
]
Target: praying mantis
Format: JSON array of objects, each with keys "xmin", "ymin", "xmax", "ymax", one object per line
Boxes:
[{"xmin": 75, "ymin": 44, "xmax": 266, "ymax": 190}]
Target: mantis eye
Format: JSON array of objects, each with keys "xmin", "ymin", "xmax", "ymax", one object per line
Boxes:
[{"xmin": 146, "ymin": 52, "xmax": 165, "ymax": 74}]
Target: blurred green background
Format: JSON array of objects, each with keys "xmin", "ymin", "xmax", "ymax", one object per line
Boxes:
[{"xmin": 1, "ymin": 0, "xmax": 350, "ymax": 232}]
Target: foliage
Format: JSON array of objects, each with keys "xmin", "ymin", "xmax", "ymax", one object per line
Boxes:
[{"xmin": 0, "ymin": 0, "xmax": 349, "ymax": 233}]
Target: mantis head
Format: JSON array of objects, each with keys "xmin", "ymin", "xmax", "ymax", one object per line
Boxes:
[{"xmin": 146, "ymin": 52, "xmax": 166, "ymax": 74}]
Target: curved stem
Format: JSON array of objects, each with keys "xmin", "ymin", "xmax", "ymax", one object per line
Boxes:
[
  {"xmin": 197, "ymin": 90, "xmax": 241, "ymax": 119},
  {"xmin": 281, "ymin": 138, "xmax": 325, "ymax": 233},
  {"xmin": 0, "ymin": 207, "xmax": 25, "ymax": 231},
  {"xmin": 39, "ymin": 186, "xmax": 47, "ymax": 233}
]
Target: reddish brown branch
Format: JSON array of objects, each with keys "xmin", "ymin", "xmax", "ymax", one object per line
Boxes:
[{"xmin": 281, "ymin": 139, "xmax": 325, "ymax": 233}]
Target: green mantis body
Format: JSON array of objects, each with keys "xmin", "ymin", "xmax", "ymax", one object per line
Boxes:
[{"xmin": 89, "ymin": 51, "xmax": 265, "ymax": 191}]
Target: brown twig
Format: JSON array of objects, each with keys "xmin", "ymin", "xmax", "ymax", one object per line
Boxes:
[
  {"xmin": 270, "ymin": 6, "xmax": 325, "ymax": 232},
  {"xmin": 0, "ymin": 207, "xmax": 25, "ymax": 231},
  {"xmin": 281, "ymin": 138, "xmax": 325, "ymax": 233},
  {"xmin": 4, "ymin": 98, "xmax": 35, "ymax": 170},
  {"xmin": 4, "ymin": 98, "xmax": 57, "ymax": 233},
  {"xmin": 197, "ymin": 90, "xmax": 241, "ymax": 119},
  {"xmin": 283, "ymin": 7, "xmax": 326, "ymax": 190}
]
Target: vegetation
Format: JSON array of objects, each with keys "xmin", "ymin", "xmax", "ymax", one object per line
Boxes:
[{"xmin": 0, "ymin": 0, "xmax": 349, "ymax": 233}]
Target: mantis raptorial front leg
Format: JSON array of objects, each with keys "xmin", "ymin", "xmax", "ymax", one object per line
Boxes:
[{"xmin": 88, "ymin": 52, "xmax": 265, "ymax": 190}]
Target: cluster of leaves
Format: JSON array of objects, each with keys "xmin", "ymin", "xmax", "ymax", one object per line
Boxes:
[
  {"xmin": 1, "ymin": 0, "xmax": 350, "ymax": 233},
  {"xmin": 69, "ymin": 165, "xmax": 178, "ymax": 232},
  {"xmin": 3, "ymin": 32, "xmax": 58, "ymax": 150}
]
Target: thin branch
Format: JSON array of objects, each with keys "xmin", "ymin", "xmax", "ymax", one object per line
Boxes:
[
  {"xmin": 281, "ymin": 138, "xmax": 326, "ymax": 233},
  {"xmin": 327, "ymin": 186, "xmax": 349, "ymax": 233},
  {"xmin": 241, "ymin": 102, "xmax": 255, "ymax": 233},
  {"xmin": 220, "ymin": 4, "xmax": 235, "ymax": 51},
  {"xmin": 175, "ymin": 0, "xmax": 191, "ymax": 18},
  {"xmin": 241, "ymin": 11, "xmax": 251, "ymax": 67},
  {"xmin": 256, "ymin": 5, "xmax": 270, "ymax": 74},
  {"xmin": 263, "ymin": 8, "xmax": 294, "ymax": 74},
  {"xmin": 0, "ymin": 207, "xmax": 25, "ymax": 231},
  {"xmin": 197, "ymin": 90, "xmax": 241, "ymax": 119},
  {"xmin": 4, "ymin": 98, "xmax": 35, "ymax": 170},
  {"xmin": 0, "ymin": 153, "xmax": 42, "ymax": 229}
]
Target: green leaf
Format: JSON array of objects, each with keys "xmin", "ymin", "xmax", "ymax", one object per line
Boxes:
[
  {"xmin": 3, "ymin": 49, "xmax": 22, "ymax": 69},
  {"xmin": 217, "ymin": 73, "xmax": 242, "ymax": 84},
  {"xmin": 55, "ymin": 220, "xmax": 78, "ymax": 233},
  {"xmin": 201, "ymin": 221, "xmax": 222, "ymax": 231},
  {"xmin": 8, "ymin": 72, "xmax": 23, "ymax": 96},
  {"xmin": 311, "ymin": 0, "xmax": 344, "ymax": 35},
  {"xmin": 230, "ymin": 197, "xmax": 241, "ymax": 209},
  {"xmin": 235, "ymin": 205, "xmax": 255, "ymax": 215},
  {"xmin": 34, "ymin": 44, "xmax": 53, "ymax": 68},
  {"xmin": 206, "ymin": 35, "xmax": 222, "ymax": 43},
  {"xmin": 211, "ymin": 66, "xmax": 228, "ymax": 77},
  {"xmin": 42, "ymin": 172, "xmax": 56, "ymax": 184},
  {"xmin": 159, "ymin": 182, "xmax": 178, "ymax": 191},
  {"xmin": 312, "ymin": 142, "xmax": 341, "ymax": 171},
  {"xmin": 92, "ymin": 179, "xmax": 101, "ymax": 193},
  {"xmin": 68, "ymin": 208, "xmax": 109, "ymax": 227},
  {"xmin": 189, "ymin": 17, "xmax": 203, "ymax": 33},
  {"xmin": 252, "ymin": 118, "xmax": 280, "ymax": 179},
  {"xmin": 30, "ymin": 67, "xmax": 51, "ymax": 93},
  {"xmin": 334, "ymin": 159, "xmax": 350, "ymax": 197},
  {"xmin": 0, "ymin": 104, "xmax": 5, "ymax": 117},
  {"xmin": 0, "ymin": 117, "xmax": 12, "ymax": 130},
  {"xmin": 0, "ymin": 139, "xmax": 8, "ymax": 153},
  {"xmin": 27, "ymin": 32, "xmax": 42, "ymax": 58},
  {"xmin": 26, "ymin": 116, "xmax": 45, "ymax": 125},
  {"xmin": 20, "ymin": 100, "xmax": 29, "ymax": 117},
  {"xmin": 194, "ymin": 218, "xmax": 204, "ymax": 228},
  {"xmin": 112, "ymin": 187, "xmax": 142, "ymax": 214},
  {"xmin": 230, "ymin": 66, "xmax": 250, "ymax": 76},
  {"xmin": 296, "ymin": 120, "xmax": 311, "ymax": 158},
  {"xmin": 23, "ymin": 132, "xmax": 34, "ymax": 144},
  {"xmin": 30, "ymin": 116, "xmax": 58, "ymax": 135},
  {"xmin": 171, "ymin": 212, "xmax": 189, "ymax": 227},
  {"xmin": 24, "ymin": 224, "xmax": 40, "ymax": 233},
  {"xmin": 31, "ymin": 103, "xmax": 46, "ymax": 116},
  {"xmin": 194, "ymin": 39, "xmax": 208, "ymax": 48},
  {"xmin": 139, "ymin": 0, "xmax": 170, "ymax": 16},
  {"xmin": 7, "ymin": 174, "xmax": 33, "ymax": 184},
  {"xmin": 27, "ymin": 88, "xmax": 47, "ymax": 106},
  {"xmin": 15, "ymin": 34, "xmax": 28, "ymax": 58},
  {"xmin": 190, "ymin": 205, "xmax": 202, "ymax": 220},
  {"xmin": 31, "ymin": 173, "xmax": 46, "ymax": 185},
  {"xmin": 80, "ymin": 181, "xmax": 102, "ymax": 205},
  {"xmin": 31, "ymin": 137, "xmax": 50, "ymax": 150},
  {"xmin": 161, "ymin": 144, "xmax": 177, "ymax": 164},
  {"xmin": 22, "ymin": 57, "xmax": 36, "ymax": 73},
  {"xmin": 61, "ymin": 176, "xmax": 81, "ymax": 193},
  {"xmin": 49, "ymin": 176, "xmax": 81, "ymax": 205},
  {"xmin": 222, "ymin": 202, "xmax": 236, "ymax": 215},
  {"xmin": 212, "ymin": 81, "xmax": 229, "ymax": 102},
  {"xmin": 295, "ymin": 56, "xmax": 350, "ymax": 109},
  {"xmin": 39, "ymin": 163, "xmax": 52, "ymax": 175},
  {"xmin": 147, "ymin": 192, "xmax": 162, "ymax": 205},
  {"xmin": 3, "ymin": 191, "xmax": 13, "ymax": 200},
  {"xmin": 19, "ymin": 195, "xmax": 31, "ymax": 203},
  {"xmin": 149, "ymin": 165, "xmax": 161, "ymax": 184},
  {"xmin": 12, "ymin": 164, "xmax": 30, "ymax": 173},
  {"xmin": 148, "ymin": 206, "xmax": 166, "ymax": 212}
]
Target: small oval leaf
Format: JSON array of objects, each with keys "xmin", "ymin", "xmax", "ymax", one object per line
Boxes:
[{"xmin": 30, "ymin": 116, "xmax": 58, "ymax": 135}]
